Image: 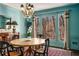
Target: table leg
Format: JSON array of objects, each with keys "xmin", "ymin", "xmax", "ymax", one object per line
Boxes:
[{"xmin": 24, "ymin": 46, "xmax": 33, "ymax": 56}]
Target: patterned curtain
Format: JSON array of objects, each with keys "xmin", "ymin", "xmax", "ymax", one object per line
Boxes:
[
  {"xmin": 59, "ymin": 15, "xmax": 64, "ymax": 40},
  {"xmin": 51, "ymin": 16, "xmax": 56, "ymax": 39},
  {"xmin": 42, "ymin": 17, "xmax": 47, "ymax": 38},
  {"xmin": 35, "ymin": 17, "xmax": 39, "ymax": 36},
  {"xmin": 42, "ymin": 16, "xmax": 56, "ymax": 39}
]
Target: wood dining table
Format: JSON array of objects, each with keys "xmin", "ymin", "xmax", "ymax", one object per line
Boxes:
[{"xmin": 10, "ymin": 38, "xmax": 45, "ymax": 56}]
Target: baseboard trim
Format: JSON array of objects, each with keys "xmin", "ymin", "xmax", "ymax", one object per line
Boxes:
[
  {"xmin": 49, "ymin": 46, "xmax": 67, "ymax": 50},
  {"xmin": 50, "ymin": 46, "xmax": 79, "ymax": 52}
]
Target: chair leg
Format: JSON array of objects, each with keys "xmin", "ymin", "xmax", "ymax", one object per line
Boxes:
[
  {"xmin": 47, "ymin": 53, "xmax": 48, "ymax": 56},
  {"xmin": 34, "ymin": 52, "xmax": 36, "ymax": 56},
  {"xmin": 1, "ymin": 50, "xmax": 7, "ymax": 56},
  {"xmin": 34, "ymin": 52, "xmax": 39, "ymax": 56},
  {"xmin": 7, "ymin": 48, "xmax": 10, "ymax": 56},
  {"xmin": 19, "ymin": 47, "xmax": 24, "ymax": 56},
  {"xmin": 43, "ymin": 53, "xmax": 45, "ymax": 56},
  {"xmin": 0, "ymin": 51, "xmax": 4, "ymax": 56}
]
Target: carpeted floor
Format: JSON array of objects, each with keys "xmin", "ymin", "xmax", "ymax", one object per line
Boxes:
[
  {"xmin": 0, "ymin": 47, "xmax": 77, "ymax": 56},
  {"xmin": 48, "ymin": 47, "xmax": 71, "ymax": 56},
  {"xmin": 24, "ymin": 47, "xmax": 72, "ymax": 56}
]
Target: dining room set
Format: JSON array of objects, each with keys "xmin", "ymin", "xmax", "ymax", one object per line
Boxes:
[{"xmin": 0, "ymin": 32, "xmax": 49, "ymax": 56}]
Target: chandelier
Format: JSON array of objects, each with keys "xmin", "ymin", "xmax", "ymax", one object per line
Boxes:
[{"xmin": 20, "ymin": 3, "xmax": 34, "ymax": 18}]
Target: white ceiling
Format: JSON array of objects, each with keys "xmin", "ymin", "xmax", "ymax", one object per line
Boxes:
[{"xmin": 4, "ymin": 3, "xmax": 68, "ymax": 11}]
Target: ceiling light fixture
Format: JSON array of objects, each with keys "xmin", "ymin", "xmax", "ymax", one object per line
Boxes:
[{"xmin": 20, "ymin": 3, "xmax": 34, "ymax": 18}]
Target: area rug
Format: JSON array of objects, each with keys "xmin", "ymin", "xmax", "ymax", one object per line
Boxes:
[{"xmin": 48, "ymin": 47, "xmax": 71, "ymax": 56}]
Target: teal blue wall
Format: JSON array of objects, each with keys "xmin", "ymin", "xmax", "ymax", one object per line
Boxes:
[
  {"xmin": 0, "ymin": 4, "xmax": 26, "ymax": 38},
  {"xmin": 35, "ymin": 4, "xmax": 79, "ymax": 50}
]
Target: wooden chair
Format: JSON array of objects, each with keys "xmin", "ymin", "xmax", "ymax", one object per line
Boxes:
[
  {"xmin": 0, "ymin": 41, "xmax": 23, "ymax": 56},
  {"xmin": 0, "ymin": 41, "xmax": 8, "ymax": 56},
  {"xmin": 6, "ymin": 45, "xmax": 23, "ymax": 56},
  {"xmin": 11, "ymin": 33, "xmax": 24, "ymax": 55},
  {"xmin": 33, "ymin": 38, "xmax": 49, "ymax": 56}
]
